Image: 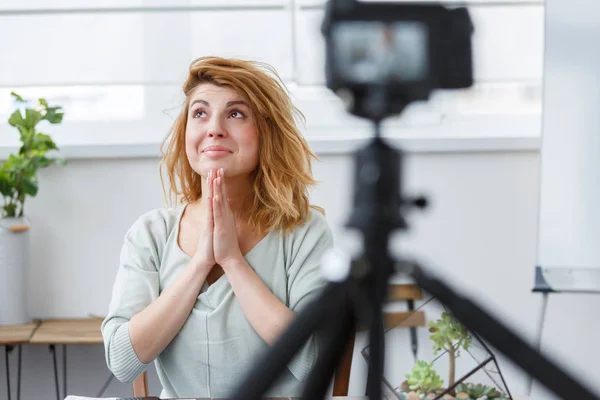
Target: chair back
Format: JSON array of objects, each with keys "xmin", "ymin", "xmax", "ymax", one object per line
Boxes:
[{"xmin": 132, "ymin": 371, "xmax": 148, "ymax": 397}]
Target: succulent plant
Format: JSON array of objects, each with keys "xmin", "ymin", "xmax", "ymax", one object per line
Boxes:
[
  {"xmin": 455, "ymin": 382, "xmax": 506, "ymax": 399},
  {"xmin": 405, "ymin": 360, "xmax": 444, "ymax": 394}
]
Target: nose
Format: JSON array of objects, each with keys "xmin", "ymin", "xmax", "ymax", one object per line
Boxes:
[{"xmin": 207, "ymin": 116, "xmax": 227, "ymax": 138}]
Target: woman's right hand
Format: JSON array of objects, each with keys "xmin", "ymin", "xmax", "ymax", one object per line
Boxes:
[{"xmin": 192, "ymin": 169, "xmax": 216, "ymax": 271}]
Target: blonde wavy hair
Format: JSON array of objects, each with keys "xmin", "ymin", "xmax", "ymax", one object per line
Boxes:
[{"xmin": 161, "ymin": 56, "xmax": 322, "ymax": 235}]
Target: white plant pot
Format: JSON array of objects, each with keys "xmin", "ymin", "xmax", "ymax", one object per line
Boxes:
[{"xmin": 0, "ymin": 216, "xmax": 31, "ymax": 326}]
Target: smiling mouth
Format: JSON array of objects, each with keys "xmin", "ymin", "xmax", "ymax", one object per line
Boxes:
[{"xmin": 202, "ymin": 147, "xmax": 232, "ymax": 157}]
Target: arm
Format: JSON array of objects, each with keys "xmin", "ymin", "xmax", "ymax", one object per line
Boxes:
[
  {"xmin": 221, "ymin": 258, "xmax": 295, "ymax": 345},
  {"xmin": 128, "ymin": 257, "xmax": 210, "ymax": 364},
  {"xmin": 220, "ymin": 212, "xmax": 334, "ymax": 381},
  {"xmin": 102, "ymin": 208, "xmax": 214, "ymax": 382},
  {"xmin": 219, "ymin": 221, "xmax": 332, "ymax": 380}
]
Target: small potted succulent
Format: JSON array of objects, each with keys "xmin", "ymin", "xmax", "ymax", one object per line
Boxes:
[
  {"xmin": 454, "ymin": 383, "xmax": 508, "ymax": 400},
  {"xmin": 396, "ymin": 360, "xmax": 449, "ymax": 400}
]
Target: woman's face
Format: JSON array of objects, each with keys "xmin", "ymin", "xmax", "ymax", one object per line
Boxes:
[{"xmin": 185, "ymin": 83, "xmax": 259, "ymax": 180}]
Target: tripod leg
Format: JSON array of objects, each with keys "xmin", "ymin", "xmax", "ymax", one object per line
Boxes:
[
  {"xmin": 300, "ymin": 297, "xmax": 355, "ymax": 400},
  {"xmin": 365, "ymin": 274, "xmax": 386, "ymax": 400},
  {"xmin": 228, "ymin": 280, "xmax": 349, "ymax": 400}
]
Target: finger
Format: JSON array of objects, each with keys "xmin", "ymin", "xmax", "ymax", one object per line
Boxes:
[
  {"xmin": 206, "ymin": 169, "xmax": 214, "ymax": 233},
  {"xmin": 219, "ymin": 168, "xmax": 228, "ymax": 200},
  {"xmin": 217, "ymin": 170, "xmax": 224, "ymax": 202},
  {"xmin": 213, "ymin": 176, "xmax": 222, "ymax": 224},
  {"xmin": 207, "ymin": 169, "xmax": 214, "ymax": 198},
  {"xmin": 217, "ymin": 169, "xmax": 232, "ymax": 217}
]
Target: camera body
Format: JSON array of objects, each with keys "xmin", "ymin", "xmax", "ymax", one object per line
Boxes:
[{"xmin": 321, "ymin": 0, "xmax": 475, "ymax": 120}]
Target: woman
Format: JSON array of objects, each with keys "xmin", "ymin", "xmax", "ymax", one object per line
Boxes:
[{"xmin": 101, "ymin": 56, "xmax": 333, "ymax": 399}]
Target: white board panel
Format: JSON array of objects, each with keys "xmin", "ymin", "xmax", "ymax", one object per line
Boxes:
[{"xmin": 535, "ymin": 0, "xmax": 600, "ymax": 292}]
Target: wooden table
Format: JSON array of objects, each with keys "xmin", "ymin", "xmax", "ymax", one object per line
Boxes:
[
  {"xmin": 29, "ymin": 318, "xmax": 106, "ymax": 400},
  {"xmin": 0, "ymin": 321, "xmax": 40, "ymax": 400},
  {"xmin": 29, "ymin": 318, "xmax": 103, "ymax": 344}
]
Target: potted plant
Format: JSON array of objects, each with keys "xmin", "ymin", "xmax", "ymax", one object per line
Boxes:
[
  {"xmin": 396, "ymin": 312, "xmax": 511, "ymax": 400},
  {"xmin": 0, "ymin": 92, "xmax": 66, "ymax": 325}
]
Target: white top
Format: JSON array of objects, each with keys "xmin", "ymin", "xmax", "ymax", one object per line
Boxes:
[{"xmin": 101, "ymin": 205, "xmax": 334, "ymax": 399}]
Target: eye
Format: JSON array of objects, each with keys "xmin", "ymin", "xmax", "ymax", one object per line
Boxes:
[
  {"xmin": 192, "ymin": 109, "xmax": 206, "ymax": 119},
  {"xmin": 229, "ymin": 109, "xmax": 246, "ymax": 119}
]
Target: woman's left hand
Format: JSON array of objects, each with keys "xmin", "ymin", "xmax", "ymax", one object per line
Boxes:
[{"xmin": 212, "ymin": 168, "xmax": 244, "ymax": 268}]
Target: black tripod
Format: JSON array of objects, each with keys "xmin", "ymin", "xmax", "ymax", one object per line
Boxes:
[{"xmin": 228, "ymin": 120, "xmax": 600, "ymax": 400}]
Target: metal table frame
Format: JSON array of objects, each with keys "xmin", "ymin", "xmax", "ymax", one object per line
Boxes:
[{"xmin": 4, "ymin": 344, "xmax": 23, "ymax": 400}]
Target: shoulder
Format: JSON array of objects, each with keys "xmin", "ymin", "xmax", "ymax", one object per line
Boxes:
[
  {"xmin": 284, "ymin": 207, "xmax": 334, "ymax": 260},
  {"xmin": 121, "ymin": 205, "xmax": 184, "ymax": 261},
  {"xmin": 119, "ymin": 205, "xmax": 184, "ymax": 270},
  {"xmin": 288, "ymin": 207, "xmax": 332, "ymax": 239}
]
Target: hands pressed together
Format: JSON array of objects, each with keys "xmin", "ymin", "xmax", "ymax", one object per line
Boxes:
[{"xmin": 194, "ymin": 168, "xmax": 244, "ymax": 272}]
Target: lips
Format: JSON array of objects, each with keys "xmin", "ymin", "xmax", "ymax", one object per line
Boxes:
[
  {"xmin": 202, "ymin": 146, "xmax": 232, "ymax": 153},
  {"xmin": 201, "ymin": 146, "xmax": 233, "ymax": 159}
]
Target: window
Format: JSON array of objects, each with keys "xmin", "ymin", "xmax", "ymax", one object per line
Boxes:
[{"xmin": 0, "ymin": 0, "xmax": 544, "ymax": 157}]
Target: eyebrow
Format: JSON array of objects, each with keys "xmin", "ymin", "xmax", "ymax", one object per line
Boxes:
[{"xmin": 189, "ymin": 99, "xmax": 249, "ymax": 109}]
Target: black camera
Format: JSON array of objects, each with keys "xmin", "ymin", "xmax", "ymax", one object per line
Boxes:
[{"xmin": 321, "ymin": 0, "xmax": 475, "ymax": 120}]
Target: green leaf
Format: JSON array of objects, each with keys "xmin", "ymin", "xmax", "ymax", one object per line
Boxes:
[
  {"xmin": 0, "ymin": 170, "xmax": 15, "ymax": 197},
  {"xmin": 25, "ymin": 109, "xmax": 42, "ymax": 129},
  {"xmin": 39, "ymin": 98, "xmax": 48, "ymax": 107},
  {"xmin": 35, "ymin": 133, "xmax": 58, "ymax": 151},
  {"xmin": 18, "ymin": 176, "xmax": 38, "ymax": 196},
  {"xmin": 8, "ymin": 110, "xmax": 24, "ymax": 127},
  {"xmin": 10, "ymin": 92, "xmax": 25, "ymax": 102},
  {"xmin": 3, "ymin": 154, "xmax": 29, "ymax": 172},
  {"xmin": 43, "ymin": 106, "xmax": 64, "ymax": 124}
]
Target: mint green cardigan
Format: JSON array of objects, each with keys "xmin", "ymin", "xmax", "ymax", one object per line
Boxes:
[{"xmin": 101, "ymin": 205, "xmax": 333, "ymax": 399}]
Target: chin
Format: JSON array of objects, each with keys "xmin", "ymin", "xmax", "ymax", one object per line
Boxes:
[{"xmin": 199, "ymin": 162, "xmax": 229, "ymax": 175}]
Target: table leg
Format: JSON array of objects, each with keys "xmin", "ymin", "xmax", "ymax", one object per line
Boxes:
[
  {"xmin": 17, "ymin": 345, "xmax": 21, "ymax": 400},
  {"xmin": 5, "ymin": 345, "xmax": 11, "ymax": 400},
  {"xmin": 62, "ymin": 344, "xmax": 67, "ymax": 399},
  {"xmin": 49, "ymin": 345, "xmax": 60, "ymax": 400}
]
